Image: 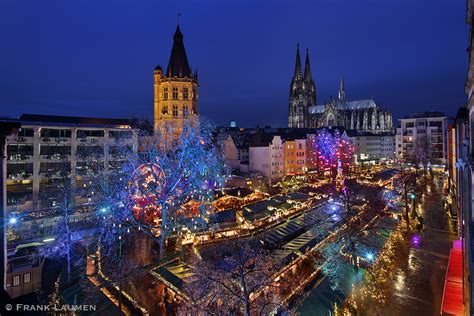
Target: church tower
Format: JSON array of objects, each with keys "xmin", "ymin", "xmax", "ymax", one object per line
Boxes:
[
  {"xmin": 288, "ymin": 45, "xmax": 316, "ymax": 128},
  {"xmin": 303, "ymin": 48, "xmax": 316, "ymax": 124},
  {"xmin": 154, "ymin": 24, "xmax": 198, "ymax": 137}
]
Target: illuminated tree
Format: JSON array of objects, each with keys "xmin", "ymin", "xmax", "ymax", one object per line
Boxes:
[
  {"xmin": 334, "ymin": 129, "xmax": 354, "ymax": 172},
  {"xmin": 310, "ymin": 128, "xmax": 354, "ymax": 175},
  {"xmin": 317, "ymin": 183, "xmax": 386, "ymax": 291},
  {"xmin": 314, "ymin": 128, "xmax": 337, "ymax": 172},
  {"xmin": 124, "ymin": 119, "xmax": 227, "ymax": 253},
  {"xmin": 180, "ymin": 239, "xmax": 289, "ymax": 316},
  {"xmin": 38, "ymin": 149, "xmax": 102, "ymax": 288}
]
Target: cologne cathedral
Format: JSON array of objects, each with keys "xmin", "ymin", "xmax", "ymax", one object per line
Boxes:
[{"xmin": 288, "ymin": 45, "xmax": 393, "ymax": 133}]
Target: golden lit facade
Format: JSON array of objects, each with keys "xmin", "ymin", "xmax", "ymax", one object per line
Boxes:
[
  {"xmin": 284, "ymin": 139, "xmax": 307, "ymax": 175},
  {"xmin": 154, "ymin": 25, "xmax": 199, "ymax": 137}
]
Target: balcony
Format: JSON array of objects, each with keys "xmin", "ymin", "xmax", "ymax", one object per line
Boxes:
[
  {"xmin": 8, "ymin": 154, "xmax": 32, "ymax": 162},
  {"xmin": 40, "ymin": 154, "xmax": 71, "ymax": 161}
]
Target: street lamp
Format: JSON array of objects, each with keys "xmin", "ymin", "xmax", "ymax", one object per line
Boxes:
[{"xmin": 365, "ymin": 252, "xmax": 374, "ymax": 262}]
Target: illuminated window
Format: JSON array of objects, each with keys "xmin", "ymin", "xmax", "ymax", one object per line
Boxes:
[
  {"xmin": 182, "ymin": 105, "xmax": 188, "ymax": 117},
  {"xmin": 13, "ymin": 275, "xmax": 20, "ymax": 286},
  {"xmin": 24, "ymin": 273, "xmax": 31, "ymax": 284},
  {"xmin": 172, "ymin": 105, "xmax": 178, "ymax": 117},
  {"xmin": 172, "ymin": 87, "xmax": 178, "ymax": 100},
  {"xmin": 183, "ymin": 88, "xmax": 189, "ymax": 100},
  {"xmin": 162, "ymin": 105, "xmax": 168, "ymax": 115},
  {"xmin": 163, "ymin": 87, "xmax": 168, "ymax": 100}
]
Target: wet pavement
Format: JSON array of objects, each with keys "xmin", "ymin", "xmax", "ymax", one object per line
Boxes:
[
  {"xmin": 360, "ymin": 175, "xmax": 457, "ymax": 315},
  {"xmin": 298, "ymin": 175, "xmax": 457, "ymax": 316}
]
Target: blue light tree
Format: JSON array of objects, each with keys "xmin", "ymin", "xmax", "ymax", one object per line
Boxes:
[{"xmin": 120, "ymin": 119, "xmax": 228, "ymax": 254}]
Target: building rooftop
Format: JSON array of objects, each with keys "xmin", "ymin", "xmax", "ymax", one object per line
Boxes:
[
  {"xmin": 309, "ymin": 99, "xmax": 377, "ymax": 114},
  {"xmin": 18, "ymin": 114, "xmax": 133, "ymax": 128},
  {"xmin": 401, "ymin": 111, "xmax": 447, "ymax": 119}
]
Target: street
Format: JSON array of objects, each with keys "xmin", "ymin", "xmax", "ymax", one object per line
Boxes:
[{"xmin": 368, "ymin": 175, "xmax": 457, "ymax": 314}]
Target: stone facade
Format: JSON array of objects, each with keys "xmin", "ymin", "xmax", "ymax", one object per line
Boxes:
[{"xmin": 154, "ymin": 25, "xmax": 199, "ymax": 137}]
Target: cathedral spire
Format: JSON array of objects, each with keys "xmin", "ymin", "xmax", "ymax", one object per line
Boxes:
[
  {"xmin": 304, "ymin": 48, "xmax": 312, "ymax": 81},
  {"xmin": 293, "ymin": 43, "xmax": 302, "ymax": 79},
  {"xmin": 338, "ymin": 74, "xmax": 346, "ymax": 103}
]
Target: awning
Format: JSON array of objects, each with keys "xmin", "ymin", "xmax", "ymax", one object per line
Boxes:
[{"xmin": 440, "ymin": 240, "xmax": 465, "ymax": 315}]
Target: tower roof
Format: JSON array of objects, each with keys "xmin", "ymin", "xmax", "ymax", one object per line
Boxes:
[
  {"xmin": 293, "ymin": 43, "xmax": 302, "ymax": 79},
  {"xmin": 303, "ymin": 48, "xmax": 312, "ymax": 81},
  {"xmin": 339, "ymin": 74, "xmax": 345, "ymax": 91},
  {"xmin": 166, "ymin": 25, "xmax": 192, "ymax": 78}
]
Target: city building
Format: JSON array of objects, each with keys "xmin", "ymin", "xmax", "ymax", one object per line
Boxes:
[
  {"xmin": 450, "ymin": 1, "xmax": 474, "ymax": 313},
  {"xmin": 2, "ymin": 114, "xmax": 138, "ymax": 298},
  {"xmin": 249, "ymin": 134, "xmax": 284, "ymax": 184},
  {"xmin": 348, "ymin": 132, "xmax": 395, "ymax": 165},
  {"xmin": 284, "ymin": 138, "xmax": 307, "ymax": 175},
  {"xmin": 288, "ymin": 45, "xmax": 393, "ymax": 133},
  {"xmin": 448, "ymin": 124, "xmax": 457, "ymax": 193},
  {"xmin": 396, "ymin": 112, "xmax": 448, "ymax": 167},
  {"xmin": 216, "ymin": 127, "xmax": 252, "ymax": 173},
  {"xmin": 222, "ymin": 135, "xmax": 240, "ymax": 170},
  {"xmin": 395, "ymin": 127, "xmax": 403, "ymax": 159},
  {"xmin": 153, "ymin": 24, "xmax": 199, "ymax": 138}
]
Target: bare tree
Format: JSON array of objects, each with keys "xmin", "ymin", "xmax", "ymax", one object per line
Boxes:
[
  {"xmin": 398, "ymin": 164, "xmax": 416, "ymax": 231},
  {"xmin": 180, "ymin": 239, "xmax": 288, "ymax": 315}
]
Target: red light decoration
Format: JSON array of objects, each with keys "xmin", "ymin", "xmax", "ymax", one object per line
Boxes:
[{"xmin": 128, "ymin": 163, "xmax": 165, "ymax": 226}]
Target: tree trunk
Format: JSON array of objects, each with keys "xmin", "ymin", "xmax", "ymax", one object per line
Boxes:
[
  {"xmin": 404, "ymin": 191, "xmax": 410, "ymax": 231},
  {"xmin": 159, "ymin": 206, "xmax": 167, "ymax": 258},
  {"xmin": 65, "ymin": 210, "xmax": 72, "ymax": 286},
  {"xmin": 244, "ymin": 298, "xmax": 251, "ymax": 316}
]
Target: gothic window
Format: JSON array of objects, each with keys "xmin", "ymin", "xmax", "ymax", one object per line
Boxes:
[
  {"xmin": 172, "ymin": 105, "xmax": 178, "ymax": 117},
  {"xmin": 163, "ymin": 87, "xmax": 168, "ymax": 100},
  {"xmin": 183, "ymin": 88, "xmax": 189, "ymax": 100},
  {"xmin": 172, "ymin": 87, "xmax": 178, "ymax": 100},
  {"xmin": 182, "ymin": 105, "xmax": 188, "ymax": 117}
]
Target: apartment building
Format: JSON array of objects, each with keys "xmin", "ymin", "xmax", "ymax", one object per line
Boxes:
[
  {"xmin": 349, "ymin": 132, "xmax": 395, "ymax": 165},
  {"xmin": 397, "ymin": 112, "xmax": 448, "ymax": 166},
  {"xmin": 249, "ymin": 134, "xmax": 284, "ymax": 184},
  {"xmin": 284, "ymin": 138, "xmax": 307, "ymax": 175},
  {"xmin": 3, "ymin": 114, "xmax": 138, "ymax": 298}
]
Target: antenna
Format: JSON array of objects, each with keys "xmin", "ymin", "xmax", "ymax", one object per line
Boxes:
[{"xmin": 177, "ymin": 12, "xmax": 181, "ymax": 25}]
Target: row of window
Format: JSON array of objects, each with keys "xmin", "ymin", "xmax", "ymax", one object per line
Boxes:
[
  {"xmin": 12, "ymin": 273, "xmax": 31, "ymax": 286},
  {"xmin": 286, "ymin": 160, "xmax": 305, "ymax": 164},
  {"xmin": 162, "ymin": 87, "xmax": 196, "ymax": 100},
  {"xmin": 286, "ymin": 144, "xmax": 304, "ymax": 149},
  {"xmin": 16, "ymin": 128, "xmax": 133, "ymax": 139},
  {"xmin": 162, "ymin": 104, "xmax": 191, "ymax": 117}
]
